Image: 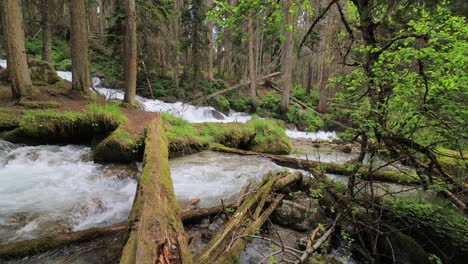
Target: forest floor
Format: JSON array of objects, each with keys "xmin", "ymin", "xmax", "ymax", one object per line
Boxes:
[{"xmin": 0, "ymin": 81, "xmax": 156, "ymax": 135}]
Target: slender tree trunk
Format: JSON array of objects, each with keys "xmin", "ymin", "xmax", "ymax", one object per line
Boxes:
[
  {"xmin": 41, "ymin": 0, "xmax": 52, "ymax": 62},
  {"xmin": 247, "ymin": 12, "xmax": 257, "ymax": 111},
  {"xmin": 206, "ymin": 0, "xmax": 214, "ymax": 82},
  {"xmin": 69, "ymin": 0, "xmax": 90, "ymax": 93},
  {"xmin": 123, "ymin": 0, "xmax": 137, "ymax": 104},
  {"xmin": 306, "ymin": 61, "xmax": 312, "ymax": 95},
  {"xmin": 2, "ymin": 0, "xmax": 33, "ymax": 100},
  {"xmin": 173, "ymin": 0, "xmax": 181, "ymax": 90},
  {"xmin": 88, "ymin": 2, "xmax": 98, "ymax": 35},
  {"xmin": 280, "ymin": 0, "xmax": 294, "ymax": 113},
  {"xmin": 216, "ymin": 35, "xmax": 223, "ymax": 79}
]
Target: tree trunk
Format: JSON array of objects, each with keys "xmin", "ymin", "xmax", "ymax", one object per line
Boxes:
[
  {"xmin": 306, "ymin": 61, "xmax": 313, "ymax": 95},
  {"xmin": 69, "ymin": 0, "xmax": 90, "ymax": 93},
  {"xmin": 2, "ymin": 0, "xmax": 33, "ymax": 100},
  {"xmin": 88, "ymin": 2, "xmax": 98, "ymax": 35},
  {"xmin": 194, "ymin": 171, "xmax": 302, "ymax": 263},
  {"xmin": 247, "ymin": 12, "xmax": 257, "ymax": 111},
  {"xmin": 173, "ymin": 0, "xmax": 182, "ymax": 90},
  {"xmin": 280, "ymin": 0, "xmax": 294, "ymax": 113},
  {"xmin": 123, "ymin": 0, "xmax": 137, "ymax": 105},
  {"xmin": 206, "ymin": 0, "xmax": 214, "ymax": 82},
  {"xmin": 120, "ymin": 116, "xmax": 193, "ymax": 264},
  {"xmin": 41, "ymin": 0, "xmax": 52, "ymax": 62}
]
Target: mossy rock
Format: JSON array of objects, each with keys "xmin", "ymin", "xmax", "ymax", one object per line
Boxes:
[
  {"xmin": 162, "ymin": 113, "xmax": 291, "ymax": 156},
  {"xmin": 94, "ymin": 128, "xmax": 144, "ymax": 163},
  {"xmin": 3, "ymin": 103, "xmax": 126, "ymax": 145},
  {"xmin": 27, "ymin": 58, "xmax": 61, "ymax": 86},
  {"xmin": 0, "ymin": 111, "xmax": 20, "ymax": 131},
  {"xmin": 247, "ymin": 118, "xmax": 291, "ymax": 155}
]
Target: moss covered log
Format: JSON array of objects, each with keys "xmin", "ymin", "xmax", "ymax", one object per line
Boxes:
[
  {"xmin": 94, "ymin": 127, "xmax": 145, "ymax": 162},
  {"xmin": 194, "ymin": 171, "xmax": 302, "ymax": 263},
  {"xmin": 120, "ymin": 116, "xmax": 192, "ymax": 264},
  {"xmin": 211, "ymin": 144, "xmax": 421, "ymax": 185},
  {"xmin": 0, "ymin": 225, "xmax": 127, "ymax": 260}
]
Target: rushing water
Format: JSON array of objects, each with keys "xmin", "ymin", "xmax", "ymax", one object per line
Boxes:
[
  {"xmin": 169, "ymin": 150, "xmax": 306, "ymax": 207},
  {"xmin": 0, "ymin": 141, "xmax": 137, "ymax": 242}
]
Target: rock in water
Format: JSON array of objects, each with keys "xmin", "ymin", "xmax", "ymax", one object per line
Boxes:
[{"xmin": 27, "ymin": 58, "xmax": 61, "ymax": 86}]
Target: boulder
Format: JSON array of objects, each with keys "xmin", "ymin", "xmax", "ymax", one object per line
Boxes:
[
  {"xmin": 27, "ymin": 58, "xmax": 61, "ymax": 86},
  {"xmin": 272, "ymin": 197, "xmax": 329, "ymax": 231}
]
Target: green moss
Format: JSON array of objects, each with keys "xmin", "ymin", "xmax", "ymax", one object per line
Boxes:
[
  {"xmin": 246, "ymin": 118, "xmax": 291, "ymax": 154},
  {"xmin": 0, "ymin": 111, "xmax": 20, "ymax": 131},
  {"xmin": 436, "ymin": 148, "xmax": 467, "ymax": 178},
  {"xmin": 94, "ymin": 127, "xmax": 144, "ymax": 163},
  {"xmin": 162, "ymin": 113, "xmax": 291, "ymax": 156},
  {"xmin": 16, "ymin": 103, "xmax": 126, "ymax": 144},
  {"xmin": 389, "ymin": 198, "xmax": 468, "ymax": 263},
  {"xmin": 17, "ymin": 100, "xmax": 61, "ymax": 109}
]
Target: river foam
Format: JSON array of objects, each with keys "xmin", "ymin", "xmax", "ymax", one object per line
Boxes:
[{"xmin": 0, "ymin": 141, "xmax": 137, "ymax": 242}]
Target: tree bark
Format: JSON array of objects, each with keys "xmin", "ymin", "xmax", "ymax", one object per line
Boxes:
[
  {"xmin": 123, "ymin": 0, "xmax": 137, "ymax": 105},
  {"xmin": 41, "ymin": 0, "xmax": 52, "ymax": 62},
  {"xmin": 69, "ymin": 0, "xmax": 90, "ymax": 93},
  {"xmin": 280, "ymin": 0, "xmax": 294, "ymax": 113},
  {"xmin": 211, "ymin": 144, "xmax": 421, "ymax": 185},
  {"xmin": 120, "ymin": 116, "xmax": 193, "ymax": 264},
  {"xmin": 2, "ymin": 0, "xmax": 33, "ymax": 100},
  {"xmin": 206, "ymin": 0, "xmax": 215, "ymax": 82},
  {"xmin": 247, "ymin": 12, "xmax": 257, "ymax": 111},
  {"xmin": 194, "ymin": 171, "xmax": 302, "ymax": 263}
]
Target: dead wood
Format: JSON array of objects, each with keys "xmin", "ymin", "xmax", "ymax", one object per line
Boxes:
[
  {"xmin": 120, "ymin": 116, "xmax": 193, "ymax": 264},
  {"xmin": 189, "ymin": 72, "xmax": 281, "ymax": 105}
]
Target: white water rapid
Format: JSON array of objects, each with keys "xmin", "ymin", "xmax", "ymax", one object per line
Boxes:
[{"xmin": 0, "ymin": 141, "xmax": 137, "ymax": 242}]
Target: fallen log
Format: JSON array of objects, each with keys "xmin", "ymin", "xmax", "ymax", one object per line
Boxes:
[
  {"xmin": 189, "ymin": 72, "xmax": 281, "ymax": 105},
  {"xmin": 211, "ymin": 144, "xmax": 420, "ymax": 185},
  {"xmin": 0, "ymin": 225, "xmax": 127, "ymax": 260},
  {"xmin": 0, "ymin": 180, "xmax": 255, "ymax": 260},
  {"xmin": 194, "ymin": 171, "xmax": 303, "ymax": 263},
  {"xmin": 120, "ymin": 116, "xmax": 193, "ymax": 264}
]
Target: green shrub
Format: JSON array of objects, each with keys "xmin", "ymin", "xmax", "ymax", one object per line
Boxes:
[
  {"xmin": 259, "ymin": 92, "xmax": 280, "ymax": 111},
  {"xmin": 286, "ymin": 105, "xmax": 324, "ymax": 131},
  {"xmin": 151, "ymin": 79, "xmax": 176, "ymax": 98},
  {"xmin": 290, "ymin": 85, "xmax": 319, "ymax": 107},
  {"xmin": 213, "ymin": 95, "xmax": 230, "ymax": 114},
  {"xmin": 56, "ymin": 59, "xmax": 72, "ymax": 71},
  {"xmin": 229, "ymin": 97, "xmax": 251, "ymax": 112}
]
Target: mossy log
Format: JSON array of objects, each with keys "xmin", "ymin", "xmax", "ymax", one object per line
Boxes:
[
  {"xmin": 120, "ymin": 116, "xmax": 193, "ymax": 264},
  {"xmin": 0, "ymin": 225, "xmax": 127, "ymax": 260},
  {"xmin": 194, "ymin": 171, "xmax": 303, "ymax": 264},
  {"xmin": 211, "ymin": 144, "xmax": 420, "ymax": 185}
]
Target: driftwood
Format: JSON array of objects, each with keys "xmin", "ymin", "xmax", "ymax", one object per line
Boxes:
[
  {"xmin": 189, "ymin": 72, "xmax": 281, "ymax": 105},
  {"xmin": 194, "ymin": 171, "xmax": 303, "ymax": 263},
  {"xmin": 0, "ymin": 225, "xmax": 127, "ymax": 260},
  {"xmin": 120, "ymin": 116, "xmax": 193, "ymax": 264},
  {"xmin": 211, "ymin": 144, "xmax": 420, "ymax": 185}
]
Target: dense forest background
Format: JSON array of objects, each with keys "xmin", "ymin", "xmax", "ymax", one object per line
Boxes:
[
  {"xmin": 2, "ymin": 0, "xmax": 464, "ymax": 125},
  {"xmin": 0, "ymin": 1, "xmax": 467, "ymax": 263}
]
